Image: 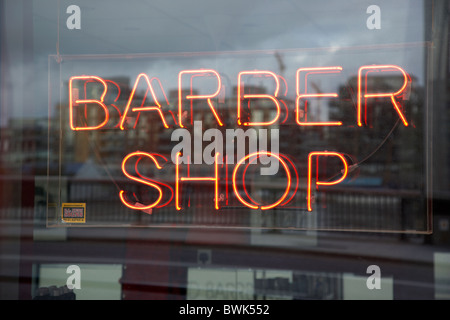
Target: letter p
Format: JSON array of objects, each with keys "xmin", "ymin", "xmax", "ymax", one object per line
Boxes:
[{"xmin": 307, "ymin": 151, "xmax": 349, "ymax": 211}]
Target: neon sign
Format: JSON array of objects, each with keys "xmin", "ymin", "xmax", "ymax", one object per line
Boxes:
[
  {"xmin": 69, "ymin": 65, "xmax": 410, "ymax": 131},
  {"xmin": 296, "ymin": 66, "xmax": 343, "ymax": 126},
  {"xmin": 68, "ymin": 64, "xmax": 413, "ymax": 213}
]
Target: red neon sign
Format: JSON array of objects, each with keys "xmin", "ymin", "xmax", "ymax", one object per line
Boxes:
[
  {"xmin": 119, "ymin": 151, "xmax": 165, "ymax": 211},
  {"xmin": 357, "ymin": 65, "xmax": 410, "ymax": 127},
  {"xmin": 307, "ymin": 151, "xmax": 349, "ymax": 212},
  {"xmin": 120, "ymin": 152, "xmax": 174, "ymax": 212},
  {"xmin": 296, "ymin": 66, "xmax": 343, "ymax": 126},
  {"xmin": 178, "ymin": 69, "xmax": 223, "ymax": 128},
  {"xmin": 68, "ymin": 63, "xmax": 414, "ymax": 213},
  {"xmin": 69, "ymin": 64, "xmax": 411, "ymax": 129},
  {"xmin": 175, "ymin": 152, "xmax": 221, "ymax": 210},
  {"xmin": 118, "ymin": 149, "xmax": 350, "ymax": 212},
  {"xmin": 237, "ymin": 71, "xmax": 281, "ymax": 126},
  {"xmin": 69, "ymin": 75, "xmax": 110, "ymax": 131},
  {"xmin": 232, "ymin": 151, "xmax": 292, "ymax": 210},
  {"xmin": 120, "ymin": 73, "xmax": 170, "ymax": 130}
]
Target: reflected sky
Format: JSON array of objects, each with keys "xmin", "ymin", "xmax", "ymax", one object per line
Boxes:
[
  {"xmin": 34, "ymin": 0, "xmax": 426, "ymax": 54},
  {"xmin": 2, "ymin": 0, "xmax": 428, "ymax": 121}
]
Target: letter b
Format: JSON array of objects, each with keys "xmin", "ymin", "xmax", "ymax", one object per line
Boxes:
[{"xmin": 224, "ymin": 305, "xmax": 230, "ymax": 315}]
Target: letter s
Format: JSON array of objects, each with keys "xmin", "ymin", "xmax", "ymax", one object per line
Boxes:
[{"xmin": 120, "ymin": 152, "xmax": 173, "ymax": 211}]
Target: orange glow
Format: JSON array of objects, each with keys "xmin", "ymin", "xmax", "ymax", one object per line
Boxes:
[
  {"xmin": 278, "ymin": 75, "xmax": 289, "ymax": 96},
  {"xmin": 242, "ymin": 158, "xmax": 261, "ymax": 206},
  {"xmin": 178, "ymin": 69, "xmax": 223, "ymax": 128},
  {"xmin": 232, "ymin": 151, "xmax": 291, "ymax": 210},
  {"xmin": 175, "ymin": 152, "xmax": 221, "ymax": 210},
  {"xmin": 120, "ymin": 151, "xmax": 165, "ymax": 211},
  {"xmin": 295, "ymin": 67, "xmax": 343, "ymax": 126},
  {"xmin": 105, "ymin": 80, "xmax": 122, "ymax": 103},
  {"xmin": 69, "ymin": 75, "xmax": 110, "ymax": 130},
  {"xmin": 237, "ymin": 71, "xmax": 281, "ymax": 126},
  {"xmin": 307, "ymin": 151, "xmax": 349, "ymax": 212},
  {"xmin": 83, "ymin": 79, "xmax": 122, "ymax": 123},
  {"xmin": 150, "ymin": 77, "xmax": 177, "ymax": 125},
  {"xmin": 104, "ymin": 80, "xmax": 123, "ymax": 128},
  {"xmin": 279, "ymin": 154, "xmax": 299, "ymax": 206},
  {"xmin": 119, "ymin": 73, "xmax": 169, "ymax": 130},
  {"xmin": 357, "ymin": 65, "xmax": 409, "ymax": 127},
  {"xmin": 134, "ymin": 155, "xmax": 174, "ymax": 208},
  {"xmin": 280, "ymin": 100, "xmax": 289, "ymax": 124}
]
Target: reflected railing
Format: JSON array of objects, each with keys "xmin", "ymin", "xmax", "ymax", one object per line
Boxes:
[
  {"xmin": 0, "ymin": 176, "xmax": 426, "ymax": 233},
  {"xmin": 58, "ymin": 178, "xmax": 425, "ymax": 232}
]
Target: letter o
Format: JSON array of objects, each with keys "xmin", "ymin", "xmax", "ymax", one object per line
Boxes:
[{"xmin": 232, "ymin": 151, "xmax": 292, "ymax": 210}]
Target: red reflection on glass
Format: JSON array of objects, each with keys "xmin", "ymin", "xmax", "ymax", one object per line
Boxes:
[
  {"xmin": 232, "ymin": 151, "xmax": 292, "ymax": 210},
  {"xmin": 278, "ymin": 154, "xmax": 299, "ymax": 207},
  {"xmin": 307, "ymin": 151, "xmax": 349, "ymax": 212},
  {"xmin": 83, "ymin": 79, "xmax": 122, "ymax": 124},
  {"xmin": 178, "ymin": 69, "xmax": 223, "ymax": 128},
  {"xmin": 357, "ymin": 65, "xmax": 409, "ymax": 127},
  {"xmin": 149, "ymin": 77, "xmax": 177, "ymax": 126},
  {"xmin": 175, "ymin": 152, "xmax": 221, "ymax": 210},
  {"xmin": 134, "ymin": 154, "xmax": 174, "ymax": 208},
  {"xmin": 119, "ymin": 151, "xmax": 166, "ymax": 211},
  {"xmin": 296, "ymin": 67, "xmax": 343, "ymax": 126},
  {"xmin": 119, "ymin": 73, "xmax": 169, "ymax": 130},
  {"xmin": 104, "ymin": 80, "xmax": 123, "ymax": 128},
  {"xmin": 69, "ymin": 75, "xmax": 110, "ymax": 130},
  {"xmin": 237, "ymin": 71, "xmax": 281, "ymax": 126}
]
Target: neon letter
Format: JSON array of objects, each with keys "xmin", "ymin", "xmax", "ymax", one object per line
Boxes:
[
  {"xmin": 120, "ymin": 152, "xmax": 166, "ymax": 211},
  {"xmin": 357, "ymin": 65, "xmax": 409, "ymax": 127},
  {"xmin": 178, "ymin": 69, "xmax": 223, "ymax": 128},
  {"xmin": 237, "ymin": 71, "xmax": 281, "ymax": 126},
  {"xmin": 175, "ymin": 152, "xmax": 221, "ymax": 210},
  {"xmin": 69, "ymin": 76, "xmax": 109, "ymax": 131},
  {"xmin": 307, "ymin": 151, "xmax": 349, "ymax": 212},
  {"xmin": 119, "ymin": 73, "xmax": 169, "ymax": 130},
  {"xmin": 232, "ymin": 151, "xmax": 291, "ymax": 210},
  {"xmin": 296, "ymin": 67, "xmax": 343, "ymax": 126}
]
